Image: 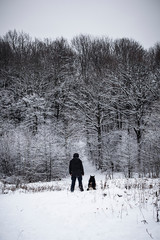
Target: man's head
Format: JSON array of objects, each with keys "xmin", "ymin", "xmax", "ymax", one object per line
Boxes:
[{"xmin": 73, "ymin": 153, "xmax": 79, "ymax": 158}]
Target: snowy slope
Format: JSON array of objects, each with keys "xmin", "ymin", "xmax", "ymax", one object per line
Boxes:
[{"xmin": 0, "ymin": 164, "xmax": 160, "ymax": 240}]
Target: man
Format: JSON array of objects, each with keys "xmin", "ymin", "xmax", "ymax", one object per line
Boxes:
[{"xmin": 69, "ymin": 153, "xmax": 84, "ymax": 192}]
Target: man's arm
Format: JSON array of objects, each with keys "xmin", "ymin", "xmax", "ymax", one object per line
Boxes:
[
  {"xmin": 81, "ymin": 161, "xmax": 84, "ymax": 175},
  {"xmin": 69, "ymin": 161, "xmax": 72, "ymax": 175}
]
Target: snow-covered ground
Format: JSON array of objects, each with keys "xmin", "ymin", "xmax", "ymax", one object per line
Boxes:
[{"xmin": 0, "ymin": 164, "xmax": 160, "ymax": 240}]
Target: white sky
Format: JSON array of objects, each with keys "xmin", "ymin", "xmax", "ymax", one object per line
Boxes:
[{"xmin": 0, "ymin": 0, "xmax": 160, "ymax": 49}]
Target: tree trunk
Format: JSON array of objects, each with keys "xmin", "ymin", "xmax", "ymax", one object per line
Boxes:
[{"xmin": 97, "ymin": 102, "xmax": 103, "ymax": 170}]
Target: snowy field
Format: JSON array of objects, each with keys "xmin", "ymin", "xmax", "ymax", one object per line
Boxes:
[{"xmin": 0, "ymin": 172, "xmax": 160, "ymax": 240}]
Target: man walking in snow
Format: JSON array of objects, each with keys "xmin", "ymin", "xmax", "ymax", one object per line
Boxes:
[{"xmin": 69, "ymin": 153, "xmax": 84, "ymax": 192}]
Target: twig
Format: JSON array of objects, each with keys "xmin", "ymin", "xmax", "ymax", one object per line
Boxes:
[
  {"xmin": 17, "ymin": 230, "xmax": 24, "ymax": 240},
  {"xmin": 146, "ymin": 229, "xmax": 154, "ymax": 239}
]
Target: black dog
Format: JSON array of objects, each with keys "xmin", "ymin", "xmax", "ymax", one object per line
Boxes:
[{"xmin": 87, "ymin": 176, "xmax": 96, "ymax": 190}]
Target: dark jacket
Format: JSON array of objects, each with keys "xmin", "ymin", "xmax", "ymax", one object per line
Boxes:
[{"xmin": 69, "ymin": 157, "xmax": 84, "ymax": 176}]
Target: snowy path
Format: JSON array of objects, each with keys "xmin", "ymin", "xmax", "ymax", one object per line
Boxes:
[{"xmin": 0, "ymin": 174, "xmax": 160, "ymax": 240}]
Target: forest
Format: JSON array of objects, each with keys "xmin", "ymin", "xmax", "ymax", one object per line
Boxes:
[{"xmin": 0, "ymin": 30, "xmax": 160, "ymax": 182}]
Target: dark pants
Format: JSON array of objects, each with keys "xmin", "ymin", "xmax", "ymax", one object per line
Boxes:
[{"xmin": 71, "ymin": 175, "xmax": 84, "ymax": 192}]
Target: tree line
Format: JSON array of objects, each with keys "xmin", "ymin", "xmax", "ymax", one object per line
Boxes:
[{"xmin": 0, "ymin": 30, "xmax": 160, "ymax": 182}]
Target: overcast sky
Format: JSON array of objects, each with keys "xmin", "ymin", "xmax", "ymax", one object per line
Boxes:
[{"xmin": 0, "ymin": 0, "xmax": 160, "ymax": 49}]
